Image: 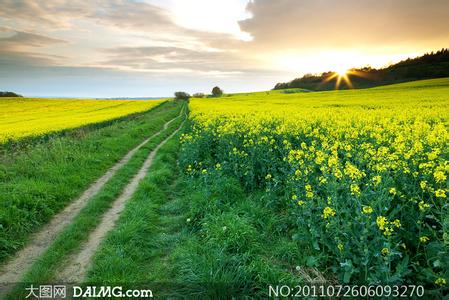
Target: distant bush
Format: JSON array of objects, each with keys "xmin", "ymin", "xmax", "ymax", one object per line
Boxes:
[
  {"xmin": 211, "ymin": 86, "xmax": 223, "ymax": 97},
  {"xmin": 192, "ymin": 93, "xmax": 205, "ymax": 98},
  {"xmin": 0, "ymin": 91, "xmax": 22, "ymax": 97},
  {"xmin": 174, "ymin": 91, "xmax": 190, "ymax": 100}
]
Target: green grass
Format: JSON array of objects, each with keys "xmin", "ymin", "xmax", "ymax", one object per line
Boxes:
[
  {"xmin": 85, "ymin": 126, "xmax": 186, "ymax": 285},
  {"xmin": 5, "ymin": 104, "xmax": 186, "ymax": 300},
  {"xmin": 0, "ymin": 100, "xmax": 182, "ymax": 262}
]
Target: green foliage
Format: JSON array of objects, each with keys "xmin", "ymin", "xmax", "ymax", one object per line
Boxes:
[
  {"xmin": 174, "ymin": 91, "xmax": 191, "ymax": 100},
  {"xmin": 192, "ymin": 93, "xmax": 205, "ymax": 98},
  {"xmin": 211, "ymin": 86, "xmax": 223, "ymax": 97}
]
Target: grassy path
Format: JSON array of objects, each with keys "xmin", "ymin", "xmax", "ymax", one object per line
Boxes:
[
  {"xmin": 1, "ymin": 102, "xmax": 186, "ymax": 299},
  {"xmin": 56, "ymin": 109, "xmax": 186, "ymax": 282},
  {"xmin": 85, "ymin": 121, "xmax": 188, "ymax": 294},
  {"xmin": 0, "ymin": 107, "xmax": 182, "ymax": 286},
  {"xmin": 0, "ymin": 101, "xmax": 180, "ymax": 263}
]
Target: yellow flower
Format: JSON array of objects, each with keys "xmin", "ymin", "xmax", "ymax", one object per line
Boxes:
[
  {"xmin": 350, "ymin": 184, "xmax": 361, "ymax": 196},
  {"xmin": 391, "ymin": 219, "xmax": 401, "ymax": 228},
  {"xmin": 201, "ymin": 169, "xmax": 208, "ymax": 174},
  {"xmin": 418, "ymin": 201, "xmax": 430, "ymax": 211},
  {"xmin": 265, "ymin": 173, "xmax": 272, "ymax": 180},
  {"xmin": 420, "ymin": 181, "xmax": 427, "ymax": 190},
  {"xmin": 389, "ymin": 187, "xmax": 397, "ymax": 196},
  {"xmin": 381, "ymin": 247, "xmax": 390, "ymax": 255},
  {"xmin": 337, "ymin": 243, "xmax": 344, "ymax": 252},
  {"xmin": 322, "ymin": 207, "xmax": 336, "ymax": 219},
  {"xmin": 294, "ymin": 169, "xmax": 301, "ymax": 177},
  {"xmin": 334, "ymin": 169, "xmax": 343, "ymax": 179},
  {"xmin": 383, "ymin": 227, "xmax": 393, "ymax": 236},
  {"xmin": 305, "ymin": 185, "xmax": 314, "ymax": 198},
  {"xmin": 297, "ymin": 200, "xmax": 305, "ymax": 206},
  {"xmin": 215, "ymin": 163, "xmax": 222, "ymax": 170},
  {"xmin": 419, "ymin": 236, "xmax": 430, "ymax": 243},
  {"xmin": 291, "ymin": 194, "xmax": 298, "ymax": 200},
  {"xmin": 435, "ymin": 189, "xmax": 446, "ymax": 198},
  {"xmin": 319, "ymin": 176, "xmax": 327, "ymax": 184},
  {"xmin": 428, "ymin": 151, "xmax": 438, "ymax": 161},
  {"xmin": 434, "ymin": 171, "xmax": 446, "ymax": 183},
  {"xmin": 435, "ymin": 278, "xmax": 447, "ymax": 286},
  {"xmin": 372, "ymin": 175, "xmax": 382, "ymax": 186},
  {"xmin": 376, "ymin": 216, "xmax": 387, "ymax": 230},
  {"xmin": 362, "ymin": 206, "xmax": 373, "ymax": 214}
]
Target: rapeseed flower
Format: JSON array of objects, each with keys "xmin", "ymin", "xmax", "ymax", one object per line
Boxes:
[{"xmin": 322, "ymin": 207, "xmax": 336, "ymax": 219}]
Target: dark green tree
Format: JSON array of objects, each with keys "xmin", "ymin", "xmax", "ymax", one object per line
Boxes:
[
  {"xmin": 174, "ymin": 91, "xmax": 190, "ymax": 100},
  {"xmin": 211, "ymin": 86, "xmax": 223, "ymax": 97}
]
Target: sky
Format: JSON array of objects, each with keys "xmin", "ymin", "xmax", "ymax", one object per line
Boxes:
[{"xmin": 1, "ymin": 0, "xmax": 449, "ymax": 97}]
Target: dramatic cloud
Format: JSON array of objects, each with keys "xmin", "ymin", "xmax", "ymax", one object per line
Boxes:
[{"xmin": 240, "ymin": 0, "xmax": 449, "ymax": 49}]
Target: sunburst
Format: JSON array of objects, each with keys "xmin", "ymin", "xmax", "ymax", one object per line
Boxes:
[{"xmin": 323, "ymin": 68, "xmax": 370, "ymax": 89}]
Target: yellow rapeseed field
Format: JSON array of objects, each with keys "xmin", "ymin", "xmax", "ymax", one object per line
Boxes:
[
  {"xmin": 181, "ymin": 78, "xmax": 449, "ymax": 285},
  {"xmin": 0, "ymin": 98, "xmax": 163, "ymax": 142}
]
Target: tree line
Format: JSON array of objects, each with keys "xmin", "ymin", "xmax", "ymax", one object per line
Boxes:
[
  {"xmin": 174, "ymin": 86, "xmax": 223, "ymax": 100},
  {"xmin": 0, "ymin": 91, "xmax": 22, "ymax": 97},
  {"xmin": 274, "ymin": 48, "xmax": 449, "ymax": 91}
]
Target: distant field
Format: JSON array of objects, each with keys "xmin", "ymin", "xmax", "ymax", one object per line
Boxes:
[{"xmin": 0, "ymin": 98, "xmax": 164, "ymax": 142}]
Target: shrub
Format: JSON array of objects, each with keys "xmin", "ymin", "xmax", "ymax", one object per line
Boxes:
[
  {"xmin": 174, "ymin": 91, "xmax": 191, "ymax": 100},
  {"xmin": 193, "ymin": 93, "xmax": 205, "ymax": 98}
]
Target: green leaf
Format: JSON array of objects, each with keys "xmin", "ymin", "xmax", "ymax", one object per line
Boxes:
[
  {"xmin": 306, "ymin": 256, "xmax": 318, "ymax": 267},
  {"xmin": 343, "ymin": 270, "xmax": 352, "ymax": 283}
]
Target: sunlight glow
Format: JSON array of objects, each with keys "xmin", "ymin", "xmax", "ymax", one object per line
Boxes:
[
  {"xmin": 335, "ymin": 67, "xmax": 349, "ymax": 77},
  {"xmin": 275, "ymin": 50, "xmax": 419, "ymax": 76}
]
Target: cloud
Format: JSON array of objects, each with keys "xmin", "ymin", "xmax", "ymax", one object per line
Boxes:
[
  {"xmin": 0, "ymin": 27, "xmax": 67, "ymax": 51},
  {"xmin": 98, "ymin": 46, "xmax": 263, "ymax": 74},
  {"xmin": 240, "ymin": 0, "xmax": 449, "ymax": 50},
  {"xmin": 0, "ymin": 27, "xmax": 67, "ymax": 69},
  {"xmin": 0, "ymin": 0, "xmax": 94, "ymax": 28}
]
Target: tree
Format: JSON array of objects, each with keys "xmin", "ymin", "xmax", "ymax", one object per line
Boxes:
[
  {"xmin": 192, "ymin": 93, "xmax": 205, "ymax": 98},
  {"xmin": 211, "ymin": 86, "xmax": 223, "ymax": 97},
  {"xmin": 174, "ymin": 91, "xmax": 190, "ymax": 100}
]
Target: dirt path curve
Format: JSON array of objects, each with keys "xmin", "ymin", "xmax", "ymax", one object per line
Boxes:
[
  {"xmin": 56, "ymin": 115, "xmax": 186, "ymax": 283},
  {"xmin": 0, "ymin": 110, "xmax": 183, "ymax": 286}
]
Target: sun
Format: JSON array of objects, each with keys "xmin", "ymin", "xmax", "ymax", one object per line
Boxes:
[
  {"xmin": 323, "ymin": 67, "xmax": 355, "ymax": 89},
  {"xmin": 335, "ymin": 67, "xmax": 349, "ymax": 77}
]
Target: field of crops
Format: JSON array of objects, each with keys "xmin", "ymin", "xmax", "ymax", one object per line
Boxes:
[
  {"xmin": 0, "ymin": 98, "xmax": 163, "ymax": 142},
  {"xmin": 180, "ymin": 78, "xmax": 449, "ymax": 286}
]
